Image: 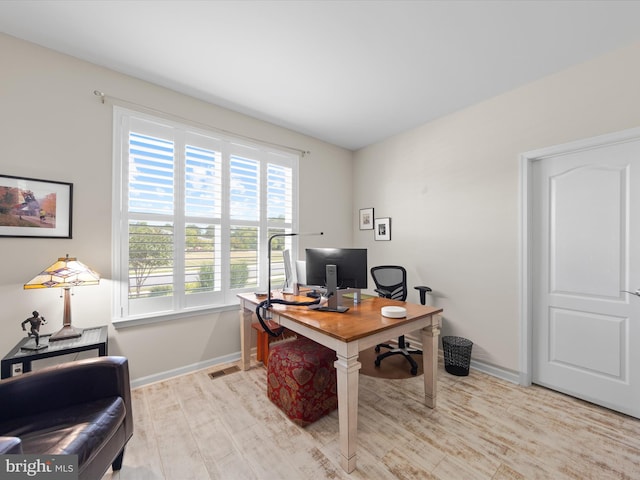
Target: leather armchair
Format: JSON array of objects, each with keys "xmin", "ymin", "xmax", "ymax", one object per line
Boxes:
[
  {"xmin": 0, "ymin": 356, "xmax": 133, "ymax": 480},
  {"xmin": 0, "ymin": 436, "xmax": 22, "ymax": 454}
]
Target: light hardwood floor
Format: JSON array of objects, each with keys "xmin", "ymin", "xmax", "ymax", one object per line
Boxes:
[{"xmin": 103, "ymin": 359, "xmax": 640, "ymax": 479}]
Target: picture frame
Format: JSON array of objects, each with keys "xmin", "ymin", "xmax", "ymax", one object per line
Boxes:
[
  {"xmin": 374, "ymin": 217, "xmax": 391, "ymax": 241},
  {"xmin": 0, "ymin": 174, "xmax": 73, "ymax": 238},
  {"xmin": 359, "ymin": 207, "xmax": 374, "ymax": 230}
]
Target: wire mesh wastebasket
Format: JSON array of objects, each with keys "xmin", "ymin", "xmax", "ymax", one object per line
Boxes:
[{"xmin": 442, "ymin": 336, "xmax": 473, "ymax": 376}]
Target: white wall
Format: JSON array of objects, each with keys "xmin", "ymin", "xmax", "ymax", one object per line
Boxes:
[
  {"xmin": 6, "ymin": 31, "xmax": 640, "ymax": 382},
  {"xmin": 0, "ymin": 33, "xmax": 352, "ymax": 382},
  {"xmin": 353, "ymin": 41, "xmax": 640, "ymax": 374}
]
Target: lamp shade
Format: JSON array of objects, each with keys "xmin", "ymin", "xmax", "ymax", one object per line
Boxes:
[
  {"xmin": 24, "ymin": 254, "xmax": 100, "ymax": 289},
  {"xmin": 23, "ymin": 254, "xmax": 100, "ymax": 342}
]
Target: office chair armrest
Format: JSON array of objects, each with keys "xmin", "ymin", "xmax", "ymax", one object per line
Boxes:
[
  {"xmin": 414, "ymin": 285, "xmax": 432, "ymax": 305},
  {"xmin": 374, "ymin": 288, "xmax": 393, "ymax": 298}
]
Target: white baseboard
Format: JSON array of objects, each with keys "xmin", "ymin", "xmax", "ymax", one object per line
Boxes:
[
  {"xmin": 131, "ymin": 351, "xmax": 242, "ymax": 389},
  {"xmin": 404, "ymin": 334, "xmax": 522, "ymax": 385},
  {"xmin": 469, "ymin": 358, "xmax": 520, "ymax": 384},
  {"xmin": 130, "ymin": 347, "xmax": 521, "ymax": 390},
  {"xmin": 405, "ymin": 334, "xmax": 524, "ymax": 385}
]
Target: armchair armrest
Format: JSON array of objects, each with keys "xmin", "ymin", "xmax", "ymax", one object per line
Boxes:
[
  {"xmin": 0, "ymin": 356, "xmax": 132, "ymax": 439},
  {"xmin": 0, "ymin": 436, "xmax": 22, "ymax": 454}
]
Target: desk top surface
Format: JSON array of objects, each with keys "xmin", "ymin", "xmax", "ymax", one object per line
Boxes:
[{"xmin": 238, "ymin": 293, "xmax": 442, "ymax": 342}]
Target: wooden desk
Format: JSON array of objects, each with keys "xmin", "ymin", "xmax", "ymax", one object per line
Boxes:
[{"xmin": 238, "ymin": 293, "xmax": 442, "ymax": 473}]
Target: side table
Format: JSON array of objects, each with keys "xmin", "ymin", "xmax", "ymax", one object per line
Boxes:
[{"xmin": 1, "ymin": 325, "xmax": 108, "ymax": 379}]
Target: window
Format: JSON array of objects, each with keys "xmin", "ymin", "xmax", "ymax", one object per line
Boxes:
[{"xmin": 113, "ymin": 108, "xmax": 298, "ymax": 323}]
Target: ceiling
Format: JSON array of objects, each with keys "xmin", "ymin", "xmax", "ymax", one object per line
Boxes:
[{"xmin": 2, "ymin": 1, "xmax": 640, "ymax": 151}]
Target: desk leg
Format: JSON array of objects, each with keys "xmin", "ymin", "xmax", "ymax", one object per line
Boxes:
[
  {"xmin": 334, "ymin": 352, "xmax": 361, "ymax": 473},
  {"xmin": 421, "ymin": 316, "xmax": 441, "ymax": 408},
  {"xmin": 239, "ymin": 306, "xmax": 252, "ymax": 371}
]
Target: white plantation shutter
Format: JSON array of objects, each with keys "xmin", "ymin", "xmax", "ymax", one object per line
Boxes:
[
  {"xmin": 267, "ymin": 161, "xmax": 293, "ymax": 223},
  {"xmin": 230, "ymin": 154, "xmax": 260, "ymax": 221},
  {"xmin": 266, "ymin": 160, "xmax": 294, "ymax": 286},
  {"xmin": 184, "ymin": 141, "xmax": 221, "ymax": 218},
  {"xmin": 230, "ymin": 153, "xmax": 260, "ymax": 290},
  {"xmin": 183, "ymin": 134, "xmax": 222, "ymax": 306},
  {"xmin": 113, "ymin": 107, "xmax": 299, "ymax": 323},
  {"xmin": 128, "ymin": 132, "xmax": 174, "ymax": 215}
]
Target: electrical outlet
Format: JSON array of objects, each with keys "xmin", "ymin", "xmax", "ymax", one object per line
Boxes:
[{"xmin": 12, "ymin": 364, "xmax": 23, "ymax": 375}]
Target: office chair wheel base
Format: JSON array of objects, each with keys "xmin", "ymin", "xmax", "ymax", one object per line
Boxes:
[
  {"xmin": 375, "ymin": 345, "xmax": 381, "ymax": 353},
  {"xmin": 374, "ymin": 358, "xmax": 381, "ymax": 367},
  {"xmin": 410, "ymin": 367, "xmax": 418, "ymax": 376}
]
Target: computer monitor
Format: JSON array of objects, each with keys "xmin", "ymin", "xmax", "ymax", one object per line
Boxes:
[
  {"xmin": 305, "ymin": 248, "xmax": 368, "ymax": 289},
  {"xmin": 282, "ymin": 249, "xmax": 294, "ymax": 293},
  {"xmin": 305, "ymin": 248, "xmax": 367, "ymax": 312},
  {"xmin": 295, "ymin": 260, "xmax": 308, "ymax": 287}
]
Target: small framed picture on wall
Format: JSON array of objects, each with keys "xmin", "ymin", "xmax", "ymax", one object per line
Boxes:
[
  {"xmin": 359, "ymin": 207, "xmax": 374, "ymax": 230},
  {"xmin": 374, "ymin": 217, "xmax": 391, "ymax": 241}
]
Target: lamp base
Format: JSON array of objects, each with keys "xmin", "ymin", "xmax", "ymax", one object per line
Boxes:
[
  {"xmin": 21, "ymin": 343, "xmax": 48, "ymax": 351},
  {"xmin": 262, "ymin": 305, "xmax": 273, "ymax": 320},
  {"xmin": 49, "ymin": 325, "xmax": 83, "ymax": 342}
]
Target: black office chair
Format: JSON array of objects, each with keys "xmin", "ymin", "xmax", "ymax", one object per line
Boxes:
[{"xmin": 371, "ymin": 265, "xmax": 432, "ymax": 376}]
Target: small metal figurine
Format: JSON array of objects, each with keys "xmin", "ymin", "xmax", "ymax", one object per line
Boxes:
[{"xmin": 22, "ymin": 310, "xmax": 47, "ymax": 347}]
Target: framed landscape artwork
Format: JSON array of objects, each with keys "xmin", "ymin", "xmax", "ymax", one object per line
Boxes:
[{"xmin": 0, "ymin": 174, "xmax": 73, "ymax": 238}]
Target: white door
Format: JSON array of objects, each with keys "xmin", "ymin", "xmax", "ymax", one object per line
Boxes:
[{"xmin": 531, "ymin": 135, "xmax": 640, "ymax": 418}]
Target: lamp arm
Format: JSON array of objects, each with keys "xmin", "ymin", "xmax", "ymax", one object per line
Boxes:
[
  {"xmin": 266, "ymin": 233, "xmax": 297, "ymax": 311},
  {"xmin": 265, "ymin": 231, "xmax": 323, "ymax": 311},
  {"xmin": 256, "ymin": 297, "xmax": 321, "ymax": 337}
]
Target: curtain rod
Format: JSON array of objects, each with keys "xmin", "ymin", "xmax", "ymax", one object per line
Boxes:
[{"xmin": 93, "ymin": 90, "xmax": 310, "ymax": 157}]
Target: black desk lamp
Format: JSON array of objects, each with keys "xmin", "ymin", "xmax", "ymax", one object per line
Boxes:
[{"xmin": 264, "ymin": 231, "xmax": 323, "ymax": 318}]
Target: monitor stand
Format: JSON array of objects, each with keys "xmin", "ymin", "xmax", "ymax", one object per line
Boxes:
[
  {"xmin": 309, "ymin": 264, "xmax": 349, "ymax": 313},
  {"xmin": 315, "ymin": 304, "xmax": 349, "ymax": 313}
]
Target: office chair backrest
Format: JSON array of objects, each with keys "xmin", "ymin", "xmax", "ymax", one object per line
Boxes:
[{"xmin": 370, "ymin": 265, "xmax": 407, "ymax": 301}]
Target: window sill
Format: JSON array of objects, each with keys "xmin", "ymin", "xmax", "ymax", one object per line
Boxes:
[{"xmin": 112, "ymin": 303, "xmax": 241, "ymax": 329}]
